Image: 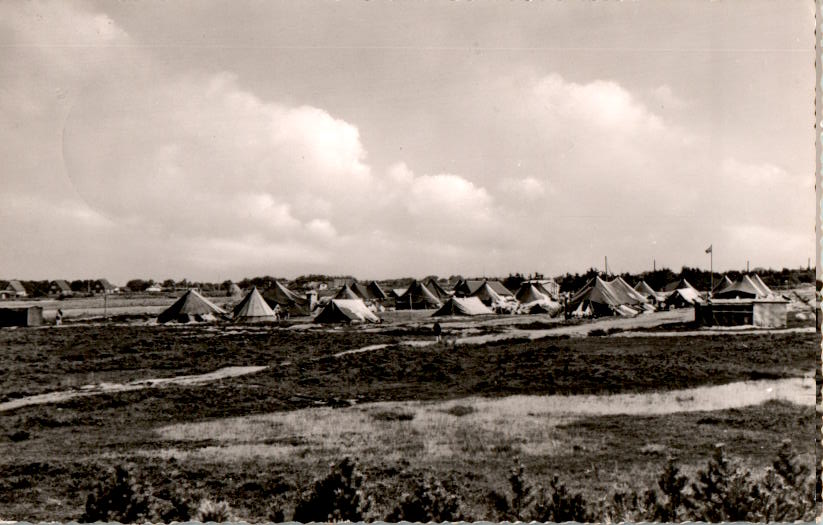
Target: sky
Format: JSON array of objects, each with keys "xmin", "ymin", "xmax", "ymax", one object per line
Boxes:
[{"xmin": 0, "ymin": 0, "xmax": 815, "ymax": 283}]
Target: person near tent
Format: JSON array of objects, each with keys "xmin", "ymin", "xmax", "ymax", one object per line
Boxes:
[
  {"xmin": 55, "ymin": 308, "xmax": 63, "ymax": 326},
  {"xmin": 433, "ymin": 322, "xmax": 442, "ymax": 342}
]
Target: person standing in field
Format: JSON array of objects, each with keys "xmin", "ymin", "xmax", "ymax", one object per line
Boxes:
[
  {"xmin": 433, "ymin": 322, "xmax": 442, "ymax": 342},
  {"xmin": 55, "ymin": 309, "xmax": 63, "ymax": 326}
]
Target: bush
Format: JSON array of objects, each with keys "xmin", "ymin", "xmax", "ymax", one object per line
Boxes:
[
  {"xmin": 387, "ymin": 477, "xmax": 464, "ymax": 522},
  {"xmin": 195, "ymin": 498, "xmax": 233, "ymax": 522},
  {"xmin": 293, "ymin": 457, "xmax": 372, "ymax": 522},
  {"xmin": 81, "ymin": 464, "xmax": 151, "ymax": 523},
  {"xmin": 532, "ymin": 475, "xmax": 593, "ymax": 522},
  {"xmin": 588, "ymin": 328, "xmax": 607, "ymax": 337}
]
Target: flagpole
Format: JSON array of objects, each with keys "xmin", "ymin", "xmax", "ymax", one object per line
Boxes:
[{"xmin": 709, "ymin": 246, "xmax": 713, "ymax": 300}]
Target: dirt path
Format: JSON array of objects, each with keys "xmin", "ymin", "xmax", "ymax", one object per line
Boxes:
[
  {"xmin": 0, "ymin": 366, "xmax": 267, "ymax": 412},
  {"xmin": 615, "ymin": 326, "xmax": 815, "ymax": 337}
]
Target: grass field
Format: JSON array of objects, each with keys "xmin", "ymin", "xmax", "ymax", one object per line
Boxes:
[{"xmin": 0, "ymin": 321, "xmax": 815, "ymax": 521}]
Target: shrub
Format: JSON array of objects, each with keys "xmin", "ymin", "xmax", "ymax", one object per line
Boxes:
[
  {"xmin": 195, "ymin": 498, "xmax": 233, "ymax": 522},
  {"xmin": 293, "ymin": 457, "xmax": 372, "ymax": 522},
  {"xmin": 588, "ymin": 328, "xmax": 607, "ymax": 337},
  {"xmin": 532, "ymin": 475, "xmax": 593, "ymax": 522},
  {"xmin": 387, "ymin": 477, "xmax": 464, "ymax": 522},
  {"xmin": 651, "ymin": 456, "xmax": 688, "ymax": 521},
  {"xmin": 685, "ymin": 444, "xmax": 760, "ymax": 521},
  {"xmin": 81, "ymin": 464, "xmax": 151, "ymax": 523}
]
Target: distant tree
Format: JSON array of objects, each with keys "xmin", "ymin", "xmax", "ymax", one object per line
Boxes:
[
  {"xmin": 503, "ymin": 273, "xmax": 525, "ymax": 292},
  {"xmin": 161, "ymin": 279, "xmax": 175, "ymax": 289},
  {"xmin": 221, "ymin": 280, "xmax": 233, "ymax": 291},
  {"xmin": 126, "ymin": 279, "xmax": 151, "ymax": 292}
]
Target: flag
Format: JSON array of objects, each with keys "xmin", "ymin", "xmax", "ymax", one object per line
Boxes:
[{"xmin": 705, "ymin": 245, "xmax": 712, "ymax": 254}]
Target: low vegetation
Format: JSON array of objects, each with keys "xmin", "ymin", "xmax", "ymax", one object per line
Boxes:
[{"xmin": 69, "ymin": 442, "xmax": 814, "ymax": 522}]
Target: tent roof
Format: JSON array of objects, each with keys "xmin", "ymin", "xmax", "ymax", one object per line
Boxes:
[
  {"xmin": 366, "ymin": 281, "xmax": 388, "ymax": 300},
  {"xmin": 470, "ymin": 281, "xmax": 503, "ymax": 303},
  {"xmin": 52, "ymin": 280, "xmax": 72, "ymax": 291},
  {"xmin": 454, "ymin": 279, "xmax": 513, "ymax": 297},
  {"xmin": 5, "ymin": 280, "xmax": 25, "ymax": 292},
  {"xmin": 666, "ymin": 287, "xmax": 702, "ymax": 305},
  {"xmin": 750, "ymin": 274, "xmax": 773, "ymax": 297},
  {"xmin": 315, "ymin": 299, "xmax": 380, "ymax": 323},
  {"xmin": 233, "ymin": 287, "xmax": 277, "ymax": 321},
  {"xmin": 350, "ymin": 282, "xmax": 374, "ymax": 300},
  {"xmin": 157, "ymin": 289, "xmax": 226, "ymax": 323},
  {"xmin": 515, "ymin": 282, "xmax": 550, "ymax": 304},
  {"xmin": 712, "ymin": 275, "xmax": 734, "ymax": 293},
  {"xmin": 228, "ymin": 283, "xmax": 243, "ymax": 295},
  {"xmin": 397, "ymin": 280, "xmax": 442, "ymax": 306},
  {"xmin": 334, "ymin": 283, "xmax": 360, "ymax": 300},
  {"xmin": 663, "ymin": 278, "xmax": 697, "ymax": 292},
  {"xmin": 609, "ymin": 277, "xmax": 649, "ymax": 305},
  {"xmin": 634, "ymin": 280, "xmax": 657, "ymax": 296},
  {"xmin": 433, "ymin": 296, "xmax": 493, "ymax": 316},
  {"xmin": 424, "ymin": 279, "xmax": 451, "ymax": 300},
  {"xmin": 263, "ymin": 281, "xmax": 305, "ymax": 305},
  {"xmin": 714, "ymin": 275, "xmax": 768, "ymax": 299},
  {"xmin": 568, "ymin": 276, "xmax": 624, "ymax": 309}
]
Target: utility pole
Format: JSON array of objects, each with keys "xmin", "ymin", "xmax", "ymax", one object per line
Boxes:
[
  {"xmin": 604, "ymin": 256, "xmax": 609, "ymax": 276},
  {"xmin": 746, "ymin": 260, "xmax": 749, "ymax": 273},
  {"xmin": 653, "ymin": 258, "xmax": 656, "ymax": 272}
]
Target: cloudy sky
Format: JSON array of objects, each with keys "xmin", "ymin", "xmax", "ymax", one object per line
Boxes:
[{"xmin": 0, "ymin": 0, "xmax": 814, "ymax": 283}]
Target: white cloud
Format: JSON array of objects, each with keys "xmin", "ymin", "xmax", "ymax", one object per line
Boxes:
[{"xmin": 0, "ymin": 1, "xmax": 809, "ymax": 281}]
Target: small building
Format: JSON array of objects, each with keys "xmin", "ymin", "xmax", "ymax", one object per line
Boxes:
[
  {"xmin": 0, "ymin": 306, "xmax": 44, "ymax": 327},
  {"xmin": 2, "ymin": 280, "xmax": 27, "ymax": 298},
  {"xmin": 694, "ymin": 299, "xmax": 788, "ymax": 329},
  {"xmin": 49, "ymin": 280, "xmax": 73, "ymax": 297},
  {"xmin": 146, "ymin": 283, "xmax": 163, "ymax": 293},
  {"xmin": 92, "ymin": 279, "xmax": 118, "ymax": 294}
]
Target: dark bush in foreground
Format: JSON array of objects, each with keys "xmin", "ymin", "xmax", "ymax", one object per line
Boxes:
[
  {"xmin": 79, "ymin": 443, "xmax": 815, "ymax": 522},
  {"xmin": 292, "ymin": 457, "xmax": 372, "ymax": 522},
  {"xmin": 81, "ymin": 465, "xmax": 151, "ymax": 523},
  {"xmin": 387, "ymin": 477, "xmax": 464, "ymax": 522}
]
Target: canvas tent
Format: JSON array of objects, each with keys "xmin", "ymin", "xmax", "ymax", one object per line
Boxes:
[
  {"xmin": 228, "ymin": 283, "xmax": 243, "ymax": 298},
  {"xmin": 263, "ymin": 281, "xmax": 312, "ymax": 316},
  {"xmin": 609, "ymin": 277, "xmax": 649, "ymax": 305},
  {"xmin": 433, "ymin": 296, "xmax": 493, "ymax": 317},
  {"xmin": 157, "ymin": 289, "xmax": 226, "ymax": 323},
  {"xmin": 396, "ymin": 280, "xmax": 442, "ymax": 310},
  {"xmin": 664, "ymin": 287, "xmax": 702, "ymax": 308},
  {"xmin": 334, "ymin": 283, "xmax": 360, "ymax": 300},
  {"xmin": 453, "ymin": 279, "xmax": 513, "ymax": 298},
  {"xmin": 366, "ymin": 281, "xmax": 388, "ymax": 301},
  {"xmin": 315, "ymin": 299, "xmax": 380, "ymax": 324},
  {"xmin": 424, "ymin": 279, "xmax": 451, "ymax": 301},
  {"xmin": 350, "ymin": 282, "xmax": 375, "ymax": 301},
  {"xmin": 713, "ymin": 275, "xmax": 770, "ymax": 300},
  {"xmin": 711, "ymin": 276, "xmax": 734, "ymax": 295},
  {"xmin": 470, "ymin": 281, "xmax": 504, "ymax": 306},
  {"xmin": 662, "ymin": 278, "xmax": 697, "ymax": 293},
  {"xmin": 233, "ymin": 287, "xmax": 277, "ymax": 323},
  {"xmin": 515, "ymin": 282, "xmax": 550, "ymax": 304},
  {"xmin": 634, "ymin": 280, "xmax": 665, "ymax": 302},
  {"xmin": 750, "ymin": 274, "xmax": 773, "ymax": 297},
  {"xmin": 567, "ymin": 276, "xmax": 637, "ymax": 318}
]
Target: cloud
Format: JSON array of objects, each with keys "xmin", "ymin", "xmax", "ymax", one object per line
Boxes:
[{"xmin": 0, "ymin": 1, "xmax": 809, "ymax": 281}]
